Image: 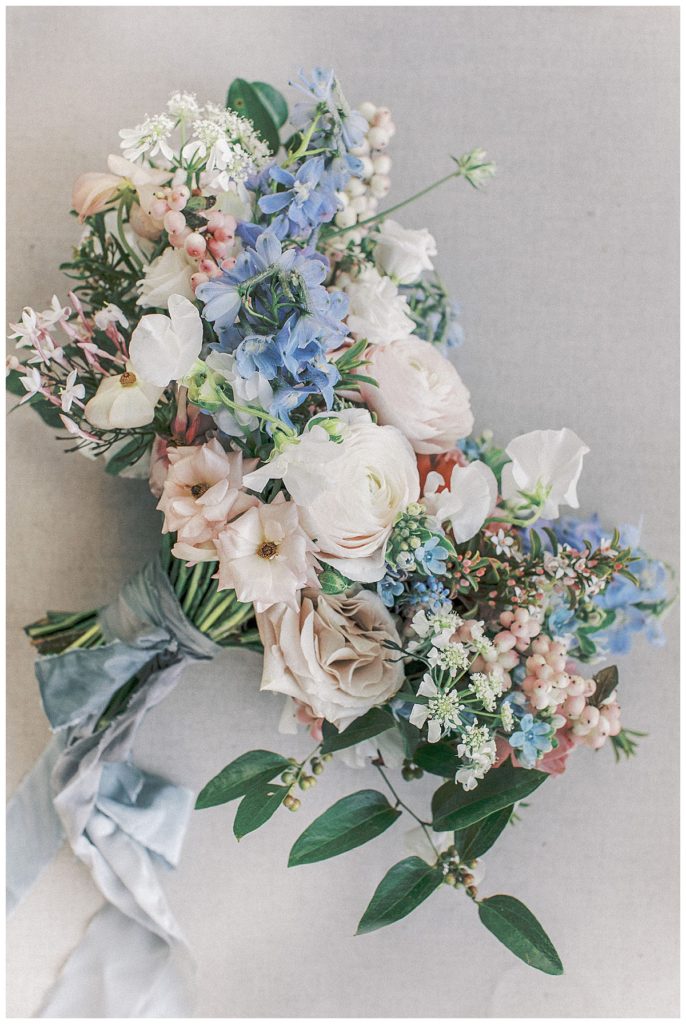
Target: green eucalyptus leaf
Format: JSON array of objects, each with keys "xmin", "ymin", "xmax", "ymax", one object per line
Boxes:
[
  {"xmin": 251, "ymin": 81, "xmax": 288, "ymax": 127},
  {"xmin": 319, "ymin": 707, "xmax": 395, "ymax": 755},
  {"xmin": 356, "ymin": 857, "xmax": 444, "ymax": 934},
  {"xmin": 478, "ymin": 894, "xmax": 564, "ymax": 975},
  {"xmin": 432, "ymin": 763, "xmax": 548, "ymax": 831},
  {"xmin": 233, "ymin": 779, "xmax": 290, "ymax": 839},
  {"xmin": 454, "ymin": 805, "xmax": 514, "ymax": 860},
  {"xmin": 196, "ymin": 750, "xmax": 291, "ymax": 809},
  {"xmin": 318, "ymin": 567, "xmax": 354, "ymax": 595},
  {"xmin": 226, "ymin": 78, "xmax": 280, "ymax": 154},
  {"xmin": 288, "ymin": 790, "xmax": 401, "ymax": 866}
]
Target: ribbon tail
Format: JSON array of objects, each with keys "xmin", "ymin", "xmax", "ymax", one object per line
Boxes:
[
  {"xmin": 37, "ymin": 903, "xmax": 196, "ymax": 1018},
  {"xmin": 6, "ymin": 735, "xmax": 66, "ymax": 914}
]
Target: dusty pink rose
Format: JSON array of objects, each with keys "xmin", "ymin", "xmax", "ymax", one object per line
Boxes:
[
  {"xmin": 215, "ymin": 494, "xmax": 318, "ymax": 612},
  {"xmin": 256, "ymin": 588, "xmax": 404, "ymax": 728},
  {"xmin": 359, "ymin": 337, "xmax": 473, "ymax": 454},
  {"xmin": 157, "ymin": 439, "xmax": 256, "ymax": 560}
]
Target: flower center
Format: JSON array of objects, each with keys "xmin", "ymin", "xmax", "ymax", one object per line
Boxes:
[
  {"xmin": 427, "ymin": 690, "xmax": 463, "ymax": 726},
  {"xmin": 190, "ymin": 482, "xmax": 209, "ymax": 499},
  {"xmin": 120, "ymin": 371, "xmax": 137, "ymax": 387},
  {"xmin": 257, "ymin": 541, "xmax": 279, "ymax": 560}
]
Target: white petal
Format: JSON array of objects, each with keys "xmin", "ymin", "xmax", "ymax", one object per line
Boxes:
[
  {"xmin": 129, "ymin": 313, "xmax": 179, "ymax": 387},
  {"xmin": 167, "ymin": 294, "xmax": 203, "ymax": 377}
]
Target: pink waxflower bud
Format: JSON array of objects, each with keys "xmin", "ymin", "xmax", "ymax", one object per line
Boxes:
[
  {"xmin": 220, "ymin": 257, "xmax": 237, "ymax": 272},
  {"xmin": 185, "ymin": 232, "xmax": 207, "ymax": 259},
  {"xmin": 198, "ymin": 258, "xmax": 215, "ymax": 274},
  {"xmin": 212, "ymin": 227, "xmax": 233, "ymax": 243},
  {"xmin": 168, "ymin": 227, "xmax": 191, "ymax": 248},
  {"xmin": 205, "ymin": 210, "xmax": 224, "ymax": 231},
  {"xmin": 72, "ymin": 172, "xmax": 121, "ymax": 222}
]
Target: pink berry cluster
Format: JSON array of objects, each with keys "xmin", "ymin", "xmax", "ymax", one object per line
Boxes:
[
  {"xmin": 521, "ymin": 635, "xmax": 574, "ymax": 711},
  {"xmin": 560, "ymin": 671, "xmax": 622, "ymax": 750},
  {"xmin": 462, "ymin": 608, "xmax": 542, "ymax": 689},
  {"xmin": 149, "ymin": 184, "xmax": 238, "ymax": 291}
]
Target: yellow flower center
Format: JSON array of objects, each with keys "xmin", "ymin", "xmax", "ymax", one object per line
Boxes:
[
  {"xmin": 190, "ymin": 482, "xmax": 209, "ymax": 499},
  {"xmin": 257, "ymin": 541, "xmax": 279, "ymax": 560},
  {"xmin": 120, "ymin": 371, "xmax": 138, "ymax": 388}
]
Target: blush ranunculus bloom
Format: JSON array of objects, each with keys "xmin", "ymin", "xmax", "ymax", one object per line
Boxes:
[
  {"xmin": 359, "ymin": 337, "xmax": 474, "ymax": 454},
  {"xmin": 157, "ymin": 439, "xmax": 257, "ymax": 560},
  {"xmin": 215, "ymin": 494, "xmax": 318, "ymax": 612},
  {"xmin": 343, "ymin": 266, "xmax": 415, "ymax": 345},
  {"xmin": 290, "ymin": 410, "xmax": 419, "ymax": 583},
  {"xmin": 256, "ymin": 588, "xmax": 405, "ymax": 728}
]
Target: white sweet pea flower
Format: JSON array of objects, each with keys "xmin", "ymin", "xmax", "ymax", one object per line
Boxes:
[
  {"xmin": 423, "ymin": 461, "xmax": 498, "ymax": 544},
  {"xmin": 243, "ymin": 423, "xmax": 343, "ymax": 505},
  {"xmin": 129, "ymin": 294, "xmax": 203, "ymax": 388},
  {"xmin": 501, "ymin": 428, "xmax": 590, "ymax": 519},
  {"xmin": 136, "ymin": 246, "xmax": 196, "ymax": 308},
  {"xmin": 205, "ymin": 350, "xmax": 273, "ymax": 436},
  {"xmin": 373, "ymin": 219, "xmax": 437, "ymax": 285},
  {"xmin": 84, "ymin": 363, "xmax": 164, "ymax": 429}
]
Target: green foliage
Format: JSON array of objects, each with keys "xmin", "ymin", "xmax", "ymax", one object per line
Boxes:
[
  {"xmin": 318, "ymin": 566, "xmax": 354, "ymax": 595},
  {"xmin": 453, "ymin": 806, "xmax": 514, "ymax": 860},
  {"xmin": 414, "ymin": 741, "xmax": 462, "ymax": 778},
  {"xmin": 226, "ymin": 78, "xmax": 281, "ymax": 154},
  {"xmin": 233, "ymin": 779, "xmax": 290, "ymax": 839},
  {"xmin": 356, "ymin": 857, "xmax": 444, "ymax": 934},
  {"xmin": 590, "ymin": 664, "xmax": 618, "ymax": 707},
  {"xmin": 319, "ymin": 707, "xmax": 395, "ymax": 755},
  {"xmin": 432, "ymin": 763, "xmax": 548, "ymax": 831},
  {"xmin": 251, "ymin": 81, "xmax": 288, "ymax": 127},
  {"xmin": 478, "ymin": 895, "xmax": 563, "ymax": 975},
  {"xmin": 289, "ymin": 790, "xmax": 401, "ymax": 866},
  {"xmin": 196, "ymin": 750, "xmax": 291, "ymax": 809},
  {"xmin": 611, "ymin": 727, "xmax": 646, "ymax": 761}
]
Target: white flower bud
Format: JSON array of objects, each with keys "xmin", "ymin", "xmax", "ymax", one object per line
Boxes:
[
  {"xmin": 371, "ymin": 107, "xmax": 392, "ymax": 127},
  {"xmin": 359, "ymin": 155, "xmax": 374, "ymax": 180},
  {"xmin": 358, "ymin": 101, "xmax": 377, "ymax": 122},
  {"xmin": 367, "ymin": 126, "xmax": 390, "ymax": 150},
  {"xmin": 349, "ymin": 139, "xmax": 370, "ymax": 157},
  {"xmin": 345, "ymin": 177, "xmax": 367, "ymax": 198},
  {"xmin": 335, "ymin": 190, "xmax": 350, "ymax": 209},
  {"xmin": 351, "ymin": 194, "xmax": 369, "ymax": 215},
  {"xmin": 335, "ymin": 206, "xmax": 357, "ymax": 229},
  {"xmin": 372, "ymin": 154, "xmax": 392, "ymax": 176},
  {"xmin": 369, "ymin": 173, "xmax": 391, "ymax": 198}
]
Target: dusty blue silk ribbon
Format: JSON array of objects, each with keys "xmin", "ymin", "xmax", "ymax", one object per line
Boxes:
[{"xmin": 7, "ymin": 558, "xmax": 220, "ymax": 1017}]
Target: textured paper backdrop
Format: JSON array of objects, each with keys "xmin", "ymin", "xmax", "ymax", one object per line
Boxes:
[{"xmin": 6, "ymin": 6, "xmax": 679, "ymax": 1018}]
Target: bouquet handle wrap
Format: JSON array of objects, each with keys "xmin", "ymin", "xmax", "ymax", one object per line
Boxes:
[{"xmin": 6, "ymin": 557, "xmax": 220, "ymax": 1017}]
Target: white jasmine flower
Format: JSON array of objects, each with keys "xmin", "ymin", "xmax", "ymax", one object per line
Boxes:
[
  {"xmin": 119, "ymin": 113, "xmax": 175, "ymax": 162},
  {"xmin": 129, "ymin": 294, "xmax": 203, "ymax": 388},
  {"xmin": 94, "ymin": 304, "xmax": 129, "ymax": 331},
  {"xmin": 423, "ymin": 460, "xmax": 497, "ymax": 544},
  {"xmin": 18, "ymin": 366, "xmax": 44, "ymax": 403},
  {"xmin": 343, "ymin": 265, "xmax": 415, "ymax": 344},
  {"xmin": 409, "ymin": 674, "xmax": 464, "ymax": 743},
  {"xmin": 8, "ymin": 308, "xmax": 41, "ymax": 347},
  {"xmin": 373, "ymin": 219, "xmax": 437, "ymax": 285},
  {"xmin": 501, "ymin": 428, "xmax": 590, "ymax": 520},
  {"xmin": 490, "ymin": 528, "xmax": 516, "ymax": 558},
  {"xmin": 60, "ymin": 370, "xmax": 85, "ymax": 413}
]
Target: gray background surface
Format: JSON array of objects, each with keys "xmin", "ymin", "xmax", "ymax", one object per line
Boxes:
[{"xmin": 6, "ymin": 5, "xmax": 679, "ymax": 1018}]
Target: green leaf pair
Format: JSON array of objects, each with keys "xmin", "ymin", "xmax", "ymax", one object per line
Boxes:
[
  {"xmin": 432, "ymin": 762, "xmax": 549, "ymax": 831},
  {"xmin": 226, "ymin": 79, "xmax": 287, "ymax": 155},
  {"xmin": 196, "ymin": 749, "xmax": 292, "ymax": 839}
]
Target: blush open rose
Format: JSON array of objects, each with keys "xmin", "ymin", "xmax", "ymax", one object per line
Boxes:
[{"xmin": 256, "ymin": 588, "xmax": 404, "ymax": 728}]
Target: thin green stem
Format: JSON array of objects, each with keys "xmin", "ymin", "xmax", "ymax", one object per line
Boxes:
[
  {"xmin": 326, "ymin": 170, "xmax": 461, "ymax": 238},
  {"xmin": 374, "ymin": 763, "xmax": 439, "ymax": 857},
  {"xmin": 116, "ymin": 200, "xmax": 144, "ymax": 273}
]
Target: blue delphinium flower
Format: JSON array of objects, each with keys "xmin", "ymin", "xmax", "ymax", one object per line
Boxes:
[
  {"xmin": 258, "ymin": 157, "xmax": 338, "ymax": 233},
  {"xmin": 509, "ymin": 714, "xmax": 555, "ymax": 768}
]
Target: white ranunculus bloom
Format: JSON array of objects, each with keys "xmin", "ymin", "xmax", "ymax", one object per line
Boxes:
[
  {"xmin": 136, "ymin": 246, "xmax": 196, "ymax": 308},
  {"xmin": 373, "ymin": 218, "xmax": 437, "ymax": 284},
  {"xmin": 344, "ymin": 265, "xmax": 415, "ymax": 345},
  {"xmin": 423, "ymin": 460, "xmax": 498, "ymax": 544},
  {"xmin": 359, "ymin": 337, "xmax": 473, "ymax": 453},
  {"xmin": 84, "ymin": 363, "xmax": 164, "ymax": 429},
  {"xmin": 129, "ymin": 294, "xmax": 203, "ymax": 388},
  {"xmin": 276, "ymin": 409, "xmax": 415, "ymax": 585},
  {"xmin": 501, "ymin": 428, "xmax": 590, "ymax": 519}
]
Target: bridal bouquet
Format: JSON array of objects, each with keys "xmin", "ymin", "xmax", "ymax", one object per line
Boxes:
[{"xmin": 8, "ymin": 66, "xmax": 672, "ymax": 997}]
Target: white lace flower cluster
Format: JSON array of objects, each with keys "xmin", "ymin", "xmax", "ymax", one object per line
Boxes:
[
  {"xmin": 118, "ymin": 93, "xmax": 270, "ymax": 188},
  {"xmin": 456, "ymin": 723, "xmax": 497, "ymax": 791}
]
